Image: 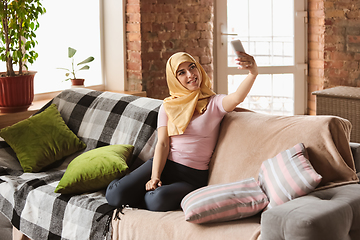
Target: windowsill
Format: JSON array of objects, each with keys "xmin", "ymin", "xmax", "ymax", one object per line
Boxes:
[{"xmin": 33, "ymin": 85, "xmax": 106, "ymax": 101}]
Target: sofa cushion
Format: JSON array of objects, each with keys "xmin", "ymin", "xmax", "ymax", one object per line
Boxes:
[
  {"xmin": 209, "ymin": 109, "xmax": 358, "ymax": 189},
  {"xmin": 258, "ymin": 143, "xmax": 322, "ymax": 209},
  {"xmin": 181, "ymin": 177, "xmax": 268, "ymax": 224},
  {"xmin": 112, "ymin": 208, "xmax": 262, "ymax": 240},
  {"xmin": 55, "ymin": 144, "xmax": 133, "ymax": 194},
  {"xmin": 0, "ymin": 104, "xmax": 86, "ymax": 172}
]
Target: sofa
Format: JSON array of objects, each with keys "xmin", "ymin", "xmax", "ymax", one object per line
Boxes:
[{"xmin": 0, "ymin": 88, "xmax": 359, "ymax": 240}]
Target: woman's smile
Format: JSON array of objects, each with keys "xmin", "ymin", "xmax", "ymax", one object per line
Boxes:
[
  {"xmin": 187, "ymin": 76, "xmax": 198, "ymax": 84},
  {"xmin": 176, "ymin": 62, "xmax": 202, "ymax": 91}
]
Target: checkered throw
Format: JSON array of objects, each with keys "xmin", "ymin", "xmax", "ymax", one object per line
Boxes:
[{"xmin": 0, "ymin": 88, "xmax": 162, "ymax": 240}]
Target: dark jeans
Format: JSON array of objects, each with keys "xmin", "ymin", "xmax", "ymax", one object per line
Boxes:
[{"xmin": 105, "ymin": 158, "xmax": 208, "ymax": 211}]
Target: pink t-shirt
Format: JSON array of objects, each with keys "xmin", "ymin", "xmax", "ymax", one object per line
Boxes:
[{"xmin": 158, "ymin": 94, "xmax": 227, "ymax": 170}]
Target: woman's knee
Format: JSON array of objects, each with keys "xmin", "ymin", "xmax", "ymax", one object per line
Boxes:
[
  {"xmin": 106, "ymin": 178, "xmax": 139, "ymax": 207},
  {"xmin": 144, "ymin": 183, "xmax": 195, "ymax": 211},
  {"xmin": 144, "ymin": 189, "xmax": 172, "ymax": 211},
  {"xmin": 105, "ymin": 159, "xmax": 153, "ymax": 207},
  {"xmin": 105, "ymin": 178, "xmax": 124, "ymax": 207}
]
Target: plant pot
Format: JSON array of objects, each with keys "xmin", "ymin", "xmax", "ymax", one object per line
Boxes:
[
  {"xmin": 0, "ymin": 71, "xmax": 36, "ymax": 113},
  {"xmin": 71, "ymin": 79, "xmax": 85, "ymax": 86}
]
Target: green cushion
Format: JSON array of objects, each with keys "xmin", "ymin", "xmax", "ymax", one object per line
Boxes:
[
  {"xmin": 55, "ymin": 144, "xmax": 133, "ymax": 194},
  {"xmin": 0, "ymin": 104, "xmax": 86, "ymax": 173}
]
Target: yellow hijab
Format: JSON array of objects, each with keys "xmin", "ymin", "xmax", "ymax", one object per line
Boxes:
[{"xmin": 163, "ymin": 52, "xmax": 215, "ymax": 136}]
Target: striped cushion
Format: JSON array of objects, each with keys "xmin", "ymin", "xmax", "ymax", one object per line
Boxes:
[
  {"xmin": 180, "ymin": 178, "xmax": 269, "ymax": 224},
  {"xmin": 258, "ymin": 143, "xmax": 322, "ymax": 209}
]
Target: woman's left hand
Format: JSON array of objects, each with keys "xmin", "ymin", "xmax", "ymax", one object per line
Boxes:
[
  {"xmin": 235, "ymin": 52, "xmax": 258, "ymax": 76},
  {"xmin": 146, "ymin": 178, "xmax": 162, "ymax": 191}
]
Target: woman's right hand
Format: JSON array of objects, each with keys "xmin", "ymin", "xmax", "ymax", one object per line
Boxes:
[{"xmin": 146, "ymin": 178, "xmax": 162, "ymax": 191}]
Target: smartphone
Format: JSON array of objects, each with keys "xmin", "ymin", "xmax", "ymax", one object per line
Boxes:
[{"xmin": 231, "ymin": 40, "xmax": 246, "ymax": 56}]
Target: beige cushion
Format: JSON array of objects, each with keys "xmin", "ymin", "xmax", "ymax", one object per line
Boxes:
[{"xmin": 209, "ymin": 109, "xmax": 358, "ymax": 189}]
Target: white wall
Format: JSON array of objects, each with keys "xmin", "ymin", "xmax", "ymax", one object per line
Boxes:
[{"xmin": 101, "ymin": 0, "xmax": 127, "ymax": 91}]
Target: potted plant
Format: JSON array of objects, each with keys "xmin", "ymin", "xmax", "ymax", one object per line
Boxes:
[
  {"xmin": 0, "ymin": 0, "xmax": 46, "ymax": 113},
  {"xmin": 57, "ymin": 47, "xmax": 94, "ymax": 86}
]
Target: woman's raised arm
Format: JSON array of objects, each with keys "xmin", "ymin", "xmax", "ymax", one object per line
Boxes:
[{"xmin": 222, "ymin": 52, "xmax": 258, "ymax": 112}]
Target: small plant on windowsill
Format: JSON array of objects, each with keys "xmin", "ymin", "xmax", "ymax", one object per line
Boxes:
[{"xmin": 57, "ymin": 47, "xmax": 94, "ymax": 86}]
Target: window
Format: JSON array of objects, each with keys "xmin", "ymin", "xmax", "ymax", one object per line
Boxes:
[
  {"xmin": 228, "ymin": 74, "xmax": 294, "ymax": 115},
  {"xmin": 0, "ymin": 0, "xmax": 103, "ymax": 94},
  {"xmin": 216, "ymin": 0, "xmax": 307, "ymax": 115}
]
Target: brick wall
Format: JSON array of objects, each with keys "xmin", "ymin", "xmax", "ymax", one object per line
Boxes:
[
  {"xmin": 126, "ymin": 0, "xmax": 214, "ymax": 99},
  {"xmin": 126, "ymin": 0, "xmax": 142, "ymax": 93},
  {"xmin": 324, "ymin": 1, "xmax": 360, "ymax": 88},
  {"xmin": 308, "ymin": 0, "xmax": 360, "ymax": 115},
  {"xmin": 308, "ymin": 0, "xmax": 325, "ymax": 115}
]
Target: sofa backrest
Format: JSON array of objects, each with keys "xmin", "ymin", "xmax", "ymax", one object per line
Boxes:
[
  {"xmin": 42, "ymin": 88, "xmax": 162, "ymax": 170},
  {"xmin": 41, "ymin": 89, "xmax": 359, "ymax": 189},
  {"xmin": 208, "ymin": 108, "xmax": 359, "ymax": 190}
]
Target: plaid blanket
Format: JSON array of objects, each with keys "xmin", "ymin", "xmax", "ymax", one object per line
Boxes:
[{"xmin": 0, "ymin": 88, "xmax": 162, "ymax": 240}]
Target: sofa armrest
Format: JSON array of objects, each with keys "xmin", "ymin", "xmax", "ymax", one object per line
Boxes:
[
  {"xmin": 261, "ymin": 184, "xmax": 360, "ymax": 240},
  {"xmin": 350, "ymin": 142, "xmax": 360, "ymax": 174}
]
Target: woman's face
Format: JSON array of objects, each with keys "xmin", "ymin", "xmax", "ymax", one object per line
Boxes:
[{"xmin": 176, "ymin": 62, "xmax": 202, "ymax": 91}]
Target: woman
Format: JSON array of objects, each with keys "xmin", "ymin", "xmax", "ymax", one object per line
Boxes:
[{"xmin": 106, "ymin": 51, "xmax": 258, "ymax": 211}]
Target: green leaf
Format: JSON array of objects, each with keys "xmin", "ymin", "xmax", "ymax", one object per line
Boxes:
[
  {"xmin": 78, "ymin": 65, "xmax": 90, "ymax": 71},
  {"xmin": 0, "ymin": 0, "xmax": 46, "ymax": 72},
  {"xmin": 57, "ymin": 67, "xmax": 70, "ymax": 71},
  {"xmin": 77, "ymin": 56, "xmax": 94, "ymax": 65},
  {"xmin": 68, "ymin": 47, "xmax": 76, "ymax": 58}
]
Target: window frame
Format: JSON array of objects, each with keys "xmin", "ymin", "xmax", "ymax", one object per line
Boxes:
[{"xmin": 214, "ymin": 0, "xmax": 308, "ymax": 115}]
